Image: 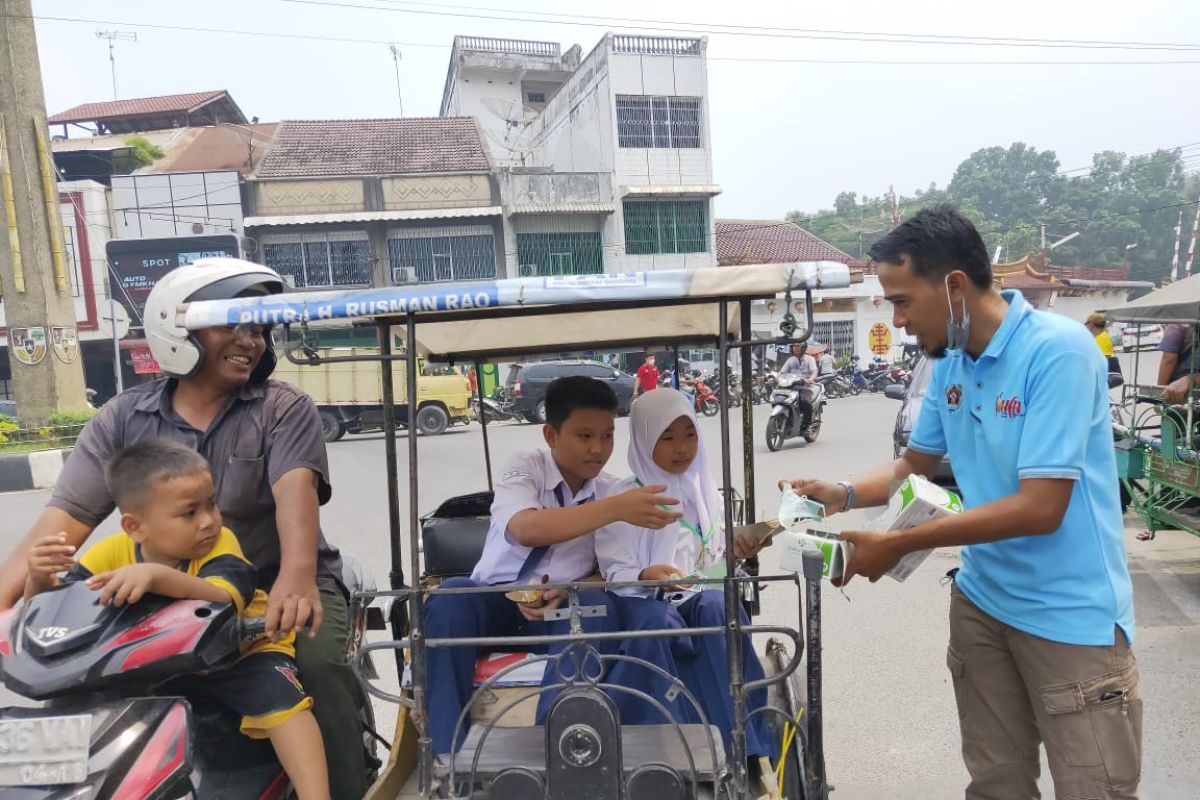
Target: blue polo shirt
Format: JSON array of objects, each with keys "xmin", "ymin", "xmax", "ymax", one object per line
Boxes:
[{"xmin": 909, "ymin": 290, "xmax": 1134, "ymax": 646}]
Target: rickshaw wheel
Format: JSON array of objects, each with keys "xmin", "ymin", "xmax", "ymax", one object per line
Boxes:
[{"xmin": 762, "ymin": 652, "xmax": 811, "ymax": 800}]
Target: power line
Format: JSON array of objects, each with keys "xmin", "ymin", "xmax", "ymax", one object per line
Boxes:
[
  {"xmin": 15, "ymin": 13, "xmax": 1200, "ymax": 66},
  {"xmin": 366, "ymin": 0, "xmax": 1200, "ymax": 51},
  {"xmin": 1057, "ymin": 142, "xmax": 1200, "ymax": 174},
  {"xmin": 286, "ymin": 0, "xmax": 1200, "ymax": 52}
]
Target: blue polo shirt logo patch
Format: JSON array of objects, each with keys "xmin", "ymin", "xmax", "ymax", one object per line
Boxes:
[
  {"xmin": 945, "ymin": 384, "xmax": 963, "ymax": 411},
  {"xmin": 994, "ymin": 394, "xmax": 1024, "ymax": 418}
]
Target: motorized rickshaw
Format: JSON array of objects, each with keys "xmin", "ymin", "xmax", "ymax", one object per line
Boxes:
[
  {"xmin": 179, "ymin": 261, "xmax": 854, "ymax": 799},
  {"xmin": 1107, "ymin": 274, "xmax": 1200, "ymax": 538}
]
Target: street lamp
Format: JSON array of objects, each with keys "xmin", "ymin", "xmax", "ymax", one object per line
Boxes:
[{"xmin": 1123, "ymin": 242, "xmax": 1138, "ymax": 274}]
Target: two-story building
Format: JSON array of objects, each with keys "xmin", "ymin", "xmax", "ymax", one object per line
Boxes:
[
  {"xmin": 441, "ymin": 34, "xmax": 718, "ymax": 277},
  {"xmin": 245, "ymin": 118, "xmax": 500, "ymax": 290}
]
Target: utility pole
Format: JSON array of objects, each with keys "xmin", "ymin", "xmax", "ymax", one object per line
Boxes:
[
  {"xmin": 95, "ymin": 30, "xmax": 137, "ymax": 100},
  {"xmin": 0, "ymin": 0, "xmax": 87, "ymax": 422},
  {"xmin": 389, "ymin": 44, "xmax": 405, "ymax": 116}
]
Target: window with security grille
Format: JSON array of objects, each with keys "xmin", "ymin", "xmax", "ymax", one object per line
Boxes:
[
  {"xmin": 516, "ymin": 232, "xmax": 603, "ymax": 276},
  {"xmin": 387, "ymin": 225, "xmax": 497, "ymax": 283},
  {"xmin": 261, "ymin": 231, "xmax": 372, "ymax": 288},
  {"xmin": 623, "ymin": 200, "xmax": 708, "ymax": 255},
  {"xmin": 811, "ymin": 320, "xmax": 856, "ymax": 359},
  {"xmin": 616, "ymin": 96, "xmax": 702, "ymax": 148}
]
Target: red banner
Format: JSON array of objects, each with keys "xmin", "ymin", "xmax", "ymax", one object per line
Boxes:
[{"xmin": 130, "ymin": 347, "xmax": 161, "ymax": 375}]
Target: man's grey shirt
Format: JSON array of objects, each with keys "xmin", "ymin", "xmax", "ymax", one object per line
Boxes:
[{"xmin": 50, "ymin": 379, "xmax": 342, "ymax": 591}]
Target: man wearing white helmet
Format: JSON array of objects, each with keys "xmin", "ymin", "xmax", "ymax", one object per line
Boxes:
[{"xmin": 0, "ymin": 258, "xmax": 370, "ymax": 799}]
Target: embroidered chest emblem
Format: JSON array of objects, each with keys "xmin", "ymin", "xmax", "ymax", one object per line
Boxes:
[
  {"xmin": 995, "ymin": 394, "xmax": 1025, "ymax": 418},
  {"xmin": 945, "ymin": 384, "xmax": 963, "ymax": 411}
]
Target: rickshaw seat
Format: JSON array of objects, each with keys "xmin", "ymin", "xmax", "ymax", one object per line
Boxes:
[{"xmin": 422, "ymin": 491, "xmax": 494, "ymax": 578}]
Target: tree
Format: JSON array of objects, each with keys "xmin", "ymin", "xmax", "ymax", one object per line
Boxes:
[
  {"xmin": 123, "ymin": 135, "xmax": 164, "ymax": 168},
  {"xmin": 785, "ymin": 142, "xmax": 1200, "ymax": 282}
]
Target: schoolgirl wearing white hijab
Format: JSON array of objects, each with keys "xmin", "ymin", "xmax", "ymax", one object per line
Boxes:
[{"xmin": 596, "ymin": 388, "xmax": 771, "ymax": 758}]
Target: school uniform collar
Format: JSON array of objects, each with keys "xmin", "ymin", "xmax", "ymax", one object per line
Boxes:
[{"xmin": 543, "ymin": 452, "xmax": 598, "ymax": 505}]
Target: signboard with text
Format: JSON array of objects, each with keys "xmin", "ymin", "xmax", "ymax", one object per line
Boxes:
[{"xmin": 105, "ymin": 235, "xmax": 242, "ymax": 327}]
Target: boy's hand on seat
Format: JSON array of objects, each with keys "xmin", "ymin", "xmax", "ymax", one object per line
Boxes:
[
  {"xmin": 517, "ymin": 588, "xmax": 565, "ymax": 622},
  {"xmin": 610, "ymin": 485, "xmax": 683, "ymax": 529},
  {"xmin": 639, "ymin": 563, "xmax": 690, "ymax": 590},
  {"xmin": 87, "ymin": 563, "xmax": 161, "ymax": 607}
]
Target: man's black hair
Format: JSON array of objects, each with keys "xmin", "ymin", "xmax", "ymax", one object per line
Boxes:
[
  {"xmin": 868, "ymin": 204, "xmax": 993, "ymax": 289},
  {"xmin": 545, "ymin": 375, "xmax": 618, "ymax": 429}
]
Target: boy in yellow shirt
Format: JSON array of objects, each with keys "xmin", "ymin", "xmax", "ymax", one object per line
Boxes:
[{"xmin": 25, "ymin": 438, "xmax": 329, "ymax": 800}]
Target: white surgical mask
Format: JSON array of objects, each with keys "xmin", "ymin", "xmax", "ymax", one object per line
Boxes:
[{"xmin": 944, "ymin": 276, "xmax": 970, "ymax": 351}]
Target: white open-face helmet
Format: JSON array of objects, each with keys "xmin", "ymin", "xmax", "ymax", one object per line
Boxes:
[{"xmin": 143, "ymin": 257, "xmax": 284, "ymax": 382}]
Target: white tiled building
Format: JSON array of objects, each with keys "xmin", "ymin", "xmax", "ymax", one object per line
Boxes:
[{"xmin": 441, "ymin": 34, "xmax": 718, "ymax": 277}]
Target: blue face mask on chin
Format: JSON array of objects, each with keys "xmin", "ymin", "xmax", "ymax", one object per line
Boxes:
[{"xmin": 945, "ymin": 276, "xmax": 970, "ymax": 351}]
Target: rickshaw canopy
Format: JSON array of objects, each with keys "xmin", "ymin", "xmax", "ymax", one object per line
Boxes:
[
  {"xmin": 179, "ymin": 262, "xmax": 854, "ymax": 361},
  {"xmin": 1105, "ymin": 274, "xmax": 1200, "ymax": 324}
]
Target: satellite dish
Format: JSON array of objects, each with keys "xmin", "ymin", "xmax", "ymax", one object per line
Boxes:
[{"xmin": 478, "ymin": 96, "xmax": 538, "ymax": 127}]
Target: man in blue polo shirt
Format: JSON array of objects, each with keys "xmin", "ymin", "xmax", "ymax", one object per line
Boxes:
[{"xmin": 786, "ymin": 206, "xmax": 1140, "ymax": 800}]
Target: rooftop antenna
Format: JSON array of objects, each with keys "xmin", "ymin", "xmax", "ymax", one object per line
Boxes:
[
  {"xmin": 95, "ymin": 30, "xmax": 137, "ymax": 100},
  {"xmin": 388, "ymin": 44, "xmax": 404, "ymax": 116}
]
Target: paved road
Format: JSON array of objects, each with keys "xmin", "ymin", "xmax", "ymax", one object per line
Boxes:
[{"xmin": 2, "ymin": 382, "xmax": 1197, "ymax": 798}]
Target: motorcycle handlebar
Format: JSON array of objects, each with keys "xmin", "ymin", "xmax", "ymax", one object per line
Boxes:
[{"xmin": 240, "ymin": 617, "xmax": 268, "ymax": 639}]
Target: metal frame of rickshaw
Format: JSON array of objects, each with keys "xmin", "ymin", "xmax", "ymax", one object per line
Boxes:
[
  {"xmin": 1109, "ymin": 311, "xmax": 1200, "ymax": 539},
  {"xmin": 180, "ymin": 263, "xmax": 850, "ymax": 799}
]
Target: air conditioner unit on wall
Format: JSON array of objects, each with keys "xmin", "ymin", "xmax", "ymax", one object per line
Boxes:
[{"xmin": 392, "ymin": 266, "xmax": 418, "ymax": 284}]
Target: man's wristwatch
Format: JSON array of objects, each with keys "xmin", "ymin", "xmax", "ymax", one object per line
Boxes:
[{"xmin": 837, "ymin": 481, "xmax": 856, "ymax": 513}]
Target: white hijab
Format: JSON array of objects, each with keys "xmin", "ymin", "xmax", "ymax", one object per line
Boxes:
[{"xmin": 627, "ymin": 389, "xmax": 724, "ymax": 562}]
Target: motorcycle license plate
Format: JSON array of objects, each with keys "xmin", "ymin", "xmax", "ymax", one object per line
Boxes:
[{"xmin": 0, "ymin": 714, "xmax": 90, "ymax": 786}]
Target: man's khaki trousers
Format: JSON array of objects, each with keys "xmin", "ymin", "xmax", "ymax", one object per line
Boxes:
[{"xmin": 948, "ymin": 584, "xmax": 1142, "ymax": 800}]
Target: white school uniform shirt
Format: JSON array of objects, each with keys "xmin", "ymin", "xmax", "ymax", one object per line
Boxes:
[
  {"xmin": 471, "ymin": 449, "xmax": 618, "ymax": 586},
  {"xmin": 597, "ymin": 478, "xmax": 725, "ymax": 600}
]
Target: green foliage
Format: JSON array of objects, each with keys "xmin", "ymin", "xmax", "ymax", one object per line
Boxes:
[
  {"xmin": 0, "ymin": 409, "xmax": 97, "ymax": 452},
  {"xmin": 124, "ymin": 135, "xmax": 165, "ymax": 168},
  {"xmin": 47, "ymin": 409, "xmax": 99, "ymax": 428},
  {"xmin": 787, "ymin": 142, "xmax": 1200, "ymax": 283}
]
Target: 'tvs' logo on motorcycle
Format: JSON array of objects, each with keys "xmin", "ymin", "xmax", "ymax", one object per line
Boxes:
[{"xmin": 33, "ymin": 626, "xmax": 69, "ymax": 643}]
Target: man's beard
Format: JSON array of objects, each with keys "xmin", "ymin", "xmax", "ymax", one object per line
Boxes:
[{"xmin": 924, "ymin": 343, "xmax": 948, "ymax": 359}]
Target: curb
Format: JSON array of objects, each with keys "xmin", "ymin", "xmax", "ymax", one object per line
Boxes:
[{"xmin": 0, "ymin": 448, "xmax": 71, "ymax": 493}]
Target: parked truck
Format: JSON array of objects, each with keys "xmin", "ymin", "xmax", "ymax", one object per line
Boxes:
[{"xmin": 273, "ymin": 347, "xmax": 473, "ymax": 441}]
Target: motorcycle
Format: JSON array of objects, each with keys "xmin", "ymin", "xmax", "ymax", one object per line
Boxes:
[
  {"xmin": 754, "ymin": 371, "xmax": 779, "ymax": 405},
  {"xmin": 470, "ymin": 388, "xmax": 522, "ymax": 424},
  {"xmin": 705, "ymin": 370, "xmax": 741, "ymax": 408},
  {"xmin": 688, "ymin": 372, "xmax": 721, "ymax": 417},
  {"xmin": 862, "ymin": 363, "xmax": 896, "ymax": 393},
  {"xmin": 765, "ymin": 373, "xmax": 826, "ymax": 451},
  {"xmin": 815, "ymin": 371, "xmax": 854, "ymax": 399},
  {"xmin": 0, "ymin": 560, "xmax": 383, "ymax": 799}
]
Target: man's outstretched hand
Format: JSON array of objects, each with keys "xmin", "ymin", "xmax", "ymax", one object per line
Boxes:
[
  {"xmin": 777, "ymin": 478, "xmax": 847, "ymax": 518},
  {"xmin": 837, "ymin": 530, "xmax": 903, "ymax": 586}
]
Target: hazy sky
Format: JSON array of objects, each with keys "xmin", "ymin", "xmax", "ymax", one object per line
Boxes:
[{"xmin": 26, "ymin": 0, "xmax": 1200, "ymax": 219}]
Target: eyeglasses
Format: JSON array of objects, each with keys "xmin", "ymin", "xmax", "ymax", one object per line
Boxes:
[{"xmin": 224, "ymin": 323, "xmax": 266, "ymax": 340}]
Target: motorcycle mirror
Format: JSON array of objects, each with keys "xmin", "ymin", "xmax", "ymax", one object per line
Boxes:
[{"xmin": 884, "ymin": 384, "xmax": 907, "ymax": 401}]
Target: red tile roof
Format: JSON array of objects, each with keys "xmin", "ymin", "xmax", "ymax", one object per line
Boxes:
[
  {"xmin": 48, "ymin": 91, "xmax": 231, "ymax": 124},
  {"xmin": 255, "ymin": 118, "xmax": 491, "ymax": 178},
  {"xmin": 998, "ymin": 272, "xmax": 1059, "ymax": 291},
  {"xmin": 716, "ymin": 219, "xmax": 866, "ymax": 267}
]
